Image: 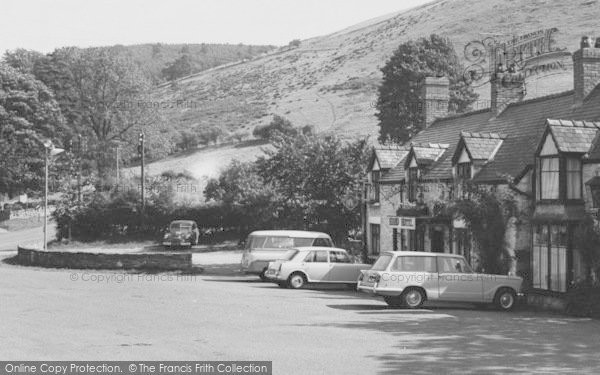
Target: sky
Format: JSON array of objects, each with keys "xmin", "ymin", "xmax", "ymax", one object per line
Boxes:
[{"xmin": 0, "ymin": 0, "xmax": 431, "ymax": 54}]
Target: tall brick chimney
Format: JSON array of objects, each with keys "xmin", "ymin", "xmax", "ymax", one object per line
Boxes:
[
  {"xmin": 419, "ymin": 76, "xmax": 449, "ymax": 128},
  {"xmin": 491, "ymin": 70, "xmax": 525, "ymax": 115},
  {"xmin": 573, "ymin": 36, "xmax": 600, "ymax": 105}
]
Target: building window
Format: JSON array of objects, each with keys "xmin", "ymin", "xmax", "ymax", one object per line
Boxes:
[
  {"xmin": 538, "ymin": 157, "xmax": 559, "ymax": 200},
  {"xmin": 532, "ymin": 224, "xmax": 568, "ymax": 292},
  {"xmin": 456, "ymin": 162, "xmax": 471, "ymax": 179},
  {"xmin": 416, "ymin": 226, "xmax": 425, "ymax": 251},
  {"xmin": 455, "ymin": 229, "xmax": 471, "ymax": 265},
  {"xmin": 371, "ymin": 171, "xmax": 380, "ymax": 202},
  {"xmin": 566, "ymin": 157, "xmax": 582, "ymax": 199},
  {"xmin": 392, "ymin": 228, "xmax": 398, "ymax": 251},
  {"xmin": 370, "ymin": 224, "xmax": 380, "ymax": 255},
  {"xmin": 408, "ymin": 167, "xmax": 419, "ymax": 202}
]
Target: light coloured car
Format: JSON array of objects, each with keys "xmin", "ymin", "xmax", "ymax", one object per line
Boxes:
[
  {"xmin": 357, "ymin": 251, "xmax": 524, "ymax": 311},
  {"xmin": 241, "ymin": 230, "xmax": 334, "ymax": 280},
  {"xmin": 265, "ymin": 247, "xmax": 371, "ymax": 289}
]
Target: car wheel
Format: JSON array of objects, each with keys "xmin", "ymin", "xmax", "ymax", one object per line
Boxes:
[
  {"xmin": 287, "ymin": 272, "xmax": 307, "ymax": 289},
  {"xmin": 402, "ymin": 288, "xmax": 425, "ymax": 309},
  {"xmin": 383, "ymin": 295, "xmax": 404, "ymax": 308},
  {"xmin": 495, "ymin": 288, "xmax": 516, "ymax": 311}
]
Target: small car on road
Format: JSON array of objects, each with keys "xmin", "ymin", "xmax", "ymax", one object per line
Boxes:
[
  {"xmin": 265, "ymin": 247, "xmax": 371, "ymax": 289},
  {"xmin": 241, "ymin": 230, "xmax": 334, "ymax": 280},
  {"xmin": 357, "ymin": 251, "xmax": 523, "ymax": 311},
  {"xmin": 162, "ymin": 220, "xmax": 199, "ymax": 249}
]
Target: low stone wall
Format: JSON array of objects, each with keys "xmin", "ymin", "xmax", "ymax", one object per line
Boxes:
[
  {"xmin": 17, "ymin": 246, "xmax": 191, "ymax": 271},
  {"xmin": 526, "ymin": 292, "xmax": 567, "ymax": 312}
]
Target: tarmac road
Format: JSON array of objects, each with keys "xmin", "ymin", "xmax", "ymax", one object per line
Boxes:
[
  {"xmin": 1, "ymin": 251, "xmax": 600, "ymax": 374},
  {"xmin": 0, "ymin": 223, "xmax": 55, "ymax": 252}
]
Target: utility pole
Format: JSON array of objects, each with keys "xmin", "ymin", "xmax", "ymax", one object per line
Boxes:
[
  {"xmin": 44, "ymin": 147, "xmax": 48, "ymax": 251},
  {"xmin": 77, "ymin": 134, "xmax": 82, "ymax": 203},
  {"xmin": 138, "ymin": 133, "xmax": 145, "ymax": 227},
  {"xmin": 116, "ymin": 144, "xmax": 120, "ymax": 186}
]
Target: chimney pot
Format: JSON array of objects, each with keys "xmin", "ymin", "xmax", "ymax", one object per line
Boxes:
[{"xmin": 581, "ymin": 36, "xmax": 593, "ymax": 49}]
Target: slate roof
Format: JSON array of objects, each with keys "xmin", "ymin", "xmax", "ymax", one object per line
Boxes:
[
  {"xmin": 461, "ymin": 132, "xmax": 506, "ymax": 161},
  {"xmin": 546, "ymin": 119, "xmax": 600, "ymax": 153},
  {"xmin": 381, "ymin": 89, "xmax": 600, "ymax": 182},
  {"xmin": 411, "ymin": 144, "xmax": 448, "ymax": 164},
  {"xmin": 373, "ymin": 147, "xmax": 409, "ymax": 169}
]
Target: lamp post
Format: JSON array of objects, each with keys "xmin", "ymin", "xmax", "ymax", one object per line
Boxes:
[{"xmin": 43, "ymin": 140, "xmax": 64, "ymax": 251}]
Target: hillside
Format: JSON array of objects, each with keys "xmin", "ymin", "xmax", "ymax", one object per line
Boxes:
[
  {"xmin": 154, "ymin": 0, "xmax": 600, "ymax": 140},
  {"xmin": 115, "ymin": 43, "xmax": 275, "ymax": 83}
]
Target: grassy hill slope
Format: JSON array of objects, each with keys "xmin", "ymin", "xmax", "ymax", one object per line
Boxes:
[{"xmin": 155, "ymin": 0, "xmax": 599, "ymax": 140}]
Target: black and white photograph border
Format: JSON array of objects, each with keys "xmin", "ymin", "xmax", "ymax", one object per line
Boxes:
[{"xmin": 1, "ymin": 0, "xmax": 600, "ymax": 374}]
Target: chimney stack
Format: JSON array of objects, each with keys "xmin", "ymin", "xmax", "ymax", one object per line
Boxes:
[
  {"xmin": 573, "ymin": 36, "xmax": 600, "ymax": 105},
  {"xmin": 491, "ymin": 66, "xmax": 525, "ymax": 115},
  {"xmin": 419, "ymin": 76, "xmax": 449, "ymax": 128}
]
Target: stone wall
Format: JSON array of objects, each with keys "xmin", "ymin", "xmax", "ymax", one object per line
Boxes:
[{"xmin": 17, "ymin": 246, "xmax": 192, "ymax": 271}]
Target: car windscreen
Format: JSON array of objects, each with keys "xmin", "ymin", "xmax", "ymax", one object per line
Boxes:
[
  {"xmin": 170, "ymin": 223, "xmax": 192, "ymax": 232},
  {"xmin": 246, "ymin": 236, "xmax": 317, "ymax": 249},
  {"xmin": 370, "ymin": 255, "xmax": 393, "ymax": 271}
]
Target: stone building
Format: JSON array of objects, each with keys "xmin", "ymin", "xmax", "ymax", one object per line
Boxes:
[{"xmin": 364, "ymin": 37, "xmax": 600, "ymax": 298}]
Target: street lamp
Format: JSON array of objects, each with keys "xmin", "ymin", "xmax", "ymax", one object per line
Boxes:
[{"xmin": 43, "ymin": 140, "xmax": 64, "ymax": 251}]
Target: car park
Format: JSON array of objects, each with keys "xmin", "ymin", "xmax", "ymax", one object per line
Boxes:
[
  {"xmin": 357, "ymin": 251, "xmax": 523, "ymax": 311},
  {"xmin": 241, "ymin": 230, "xmax": 334, "ymax": 280},
  {"xmin": 162, "ymin": 220, "xmax": 199, "ymax": 249},
  {"xmin": 265, "ymin": 247, "xmax": 371, "ymax": 289}
]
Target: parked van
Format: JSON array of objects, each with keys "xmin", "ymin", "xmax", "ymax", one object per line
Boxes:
[{"xmin": 241, "ymin": 230, "xmax": 334, "ymax": 280}]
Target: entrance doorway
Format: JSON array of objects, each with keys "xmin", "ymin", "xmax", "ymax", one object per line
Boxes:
[{"xmin": 431, "ymin": 229, "xmax": 444, "ymax": 253}]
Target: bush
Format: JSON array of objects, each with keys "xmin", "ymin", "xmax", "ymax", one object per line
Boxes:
[
  {"xmin": 565, "ymin": 283, "xmax": 600, "ymax": 318},
  {"xmin": 252, "ymin": 115, "xmax": 297, "ymax": 139}
]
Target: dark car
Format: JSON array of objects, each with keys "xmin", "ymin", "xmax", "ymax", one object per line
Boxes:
[{"xmin": 162, "ymin": 220, "xmax": 199, "ymax": 249}]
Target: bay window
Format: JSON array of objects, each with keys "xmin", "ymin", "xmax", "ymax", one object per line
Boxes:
[
  {"xmin": 532, "ymin": 224, "xmax": 568, "ymax": 292},
  {"xmin": 538, "ymin": 157, "xmax": 559, "ymax": 200},
  {"xmin": 536, "ymin": 155, "xmax": 582, "ymax": 201},
  {"xmin": 566, "ymin": 157, "xmax": 582, "ymax": 199}
]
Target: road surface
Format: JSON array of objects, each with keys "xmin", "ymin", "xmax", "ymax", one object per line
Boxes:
[
  {"xmin": 1, "ymin": 251, "xmax": 599, "ymax": 374},
  {"xmin": 0, "ymin": 223, "xmax": 55, "ymax": 252}
]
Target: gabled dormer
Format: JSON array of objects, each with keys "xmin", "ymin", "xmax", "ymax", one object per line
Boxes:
[
  {"xmin": 534, "ymin": 119, "xmax": 600, "ymax": 203},
  {"xmin": 403, "ymin": 143, "xmax": 448, "ymax": 202},
  {"xmin": 367, "ymin": 146, "xmax": 408, "ymax": 203},
  {"xmin": 451, "ymin": 132, "xmax": 506, "ymax": 180}
]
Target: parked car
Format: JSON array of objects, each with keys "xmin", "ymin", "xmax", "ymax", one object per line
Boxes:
[
  {"xmin": 162, "ymin": 220, "xmax": 199, "ymax": 249},
  {"xmin": 357, "ymin": 251, "xmax": 523, "ymax": 311},
  {"xmin": 241, "ymin": 230, "xmax": 334, "ymax": 280},
  {"xmin": 265, "ymin": 247, "xmax": 371, "ymax": 289}
]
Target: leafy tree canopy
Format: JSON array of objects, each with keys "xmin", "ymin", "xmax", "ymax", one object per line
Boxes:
[
  {"xmin": 376, "ymin": 34, "xmax": 478, "ymax": 143},
  {"xmin": 0, "ymin": 63, "xmax": 66, "ymax": 196}
]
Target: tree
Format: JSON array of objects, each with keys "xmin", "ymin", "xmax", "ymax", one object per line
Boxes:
[
  {"xmin": 161, "ymin": 54, "xmax": 194, "ymax": 81},
  {"xmin": 204, "ymin": 160, "xmax": 277, "ymax": 232},
  {"xmin": 0, "ymin": 63, "xmax": 66, "ymax": 196},
  {"xmin": 2, "ymin": 49, "xmax": 45, "ymax": 74},
  {"xmin": 256, "ymin": 133, "xmax": 369, "ymax": 243},
  {"xmin": 376, "ymin": 34, "xmax": 478, "ymax": 143}
]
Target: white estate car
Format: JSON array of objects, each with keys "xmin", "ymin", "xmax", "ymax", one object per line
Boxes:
[
  {"xmin": 357, "ymin": 252, "xmax": 524, "ymax": 311},
  {"xmin": 265, "ymin": 247, "xmax": 371, "ymax": 289},
  {"xmin": 240, "ymin": 230, "xmax": 334, "ymax": 280}
]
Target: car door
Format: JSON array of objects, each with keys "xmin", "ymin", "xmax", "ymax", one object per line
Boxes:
[
  {"xmin": 437, "ymin": 256, "xmax": 483, "ymax": 302},
  {"xmin": 301, "ymin": 250, "xmax": 331, "ymax": 282},
  {"xmin": 327, "ymin": 250, "xmax": 361, "ymax": 282}
]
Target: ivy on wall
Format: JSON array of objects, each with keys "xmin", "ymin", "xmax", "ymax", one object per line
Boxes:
[{"xmin": 448, "ymin": 185, "xmax": 517, "ymax": 274}]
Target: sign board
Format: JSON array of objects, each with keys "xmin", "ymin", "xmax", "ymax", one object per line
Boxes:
[
  {"xmin": 400, "ymin": 217, "xmax": 416, "ymax": 230},
  {"xmin": 453, "ymin": 218, "xmax": 467, "ymax": 229},
  {"xmin": 388, "ymin": 216, "xmax": 416, "ymax": 230},
  {"xmin": 388, "ymin": 216, "xmax": 400, "ymax": 227}
]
